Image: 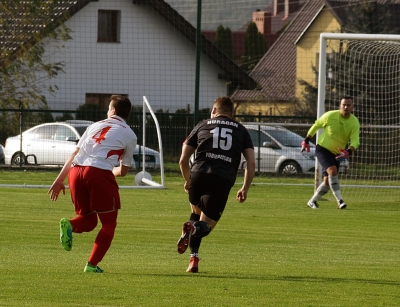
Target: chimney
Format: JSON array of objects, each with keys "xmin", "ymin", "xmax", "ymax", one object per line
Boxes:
[
  {"xmin": 252, "ymin": 11, "xmax": 272, "ymax": 35},
  {"xmin": 284, "ymin": 0, "xmax": 300, "ymax": 18},
  {"xmin": 273, "ymin": 0, "xmax": 285, "ymax": 16}
]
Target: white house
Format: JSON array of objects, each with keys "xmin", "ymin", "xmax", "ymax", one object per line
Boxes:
[{"xmin": 29, "ymin": 0, "xmax": 256, "ymax": 112}]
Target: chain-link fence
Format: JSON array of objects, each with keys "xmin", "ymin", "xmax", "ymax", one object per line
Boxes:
[{"xmin": 2, "ymin": 0, "xmax": 400, "ymax": 184}]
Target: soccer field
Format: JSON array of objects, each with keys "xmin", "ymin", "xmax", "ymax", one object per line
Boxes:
[{"xmin": 0, "ymin": 171, "xmax": 399, "ymax": 306}]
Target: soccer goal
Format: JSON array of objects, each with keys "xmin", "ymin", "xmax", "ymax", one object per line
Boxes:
[
  {"xmin": 126, "ymin": 96, "xmax": 165, "ymax": 189},
  {"xmin": 316, "ymin": 33, "xmax": 400, "ymax": 200}
]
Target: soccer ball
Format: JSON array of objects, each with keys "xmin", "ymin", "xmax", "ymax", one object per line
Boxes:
[{"xmin": 134, "ymin": 171, "xmax": 152, "ymax": 186}]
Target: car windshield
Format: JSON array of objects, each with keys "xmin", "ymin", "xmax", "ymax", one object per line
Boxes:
[
  {"xmin": 267, "ymin": 129, "xmax": 310, "ymax": 147},
  {"xmin": 74, "ymin": 126, "xmax": 90, "ymax": 137}
]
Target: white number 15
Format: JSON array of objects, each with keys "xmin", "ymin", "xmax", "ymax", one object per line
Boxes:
[{"xmin": 211, "ymin": 127, "xmax": 233, "ymax": 150}]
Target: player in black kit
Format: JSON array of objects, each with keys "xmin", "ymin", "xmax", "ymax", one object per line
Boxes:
[{"xmin": 177, "ymin": 96, "xmax": 256, "ymax": 273}]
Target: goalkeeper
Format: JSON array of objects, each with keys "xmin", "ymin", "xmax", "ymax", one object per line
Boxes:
[{"xmin": 301, "ymin": 96, "xmax": 360, "ymax": 209}]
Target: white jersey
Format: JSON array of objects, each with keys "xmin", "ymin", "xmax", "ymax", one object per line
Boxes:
[{"xmin": 73, "ymin": 115, "xmax": 137, "ymax": 171}]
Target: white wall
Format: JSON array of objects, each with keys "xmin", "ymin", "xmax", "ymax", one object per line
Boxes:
[{"xmin": 41, "ymin": 0, "xmax": 227, "ymax": 112}]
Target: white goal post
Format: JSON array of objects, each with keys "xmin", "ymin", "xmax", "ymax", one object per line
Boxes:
[
  {"xmin": 128, "ymin": 96, "xmax": 165, "ymax": 189},
  {"xmin": 316, "ymin": 33, "xmax": 400, "ymax": 199}
]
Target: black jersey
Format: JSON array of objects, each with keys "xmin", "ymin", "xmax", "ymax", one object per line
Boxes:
[{"xmin": 185, "ymin": 116, "xmax": 254, "ymax": 185}]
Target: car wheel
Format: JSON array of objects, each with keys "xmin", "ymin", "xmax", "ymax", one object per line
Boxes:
[
  {"xmin": 279, "ymin": 161, "xmax": 301, "ymax": 174},
  {"xmin": 11, "ymin": 152, "xmax": 26, "ymax": 165}
]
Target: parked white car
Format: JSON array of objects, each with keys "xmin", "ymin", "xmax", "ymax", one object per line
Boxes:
[
  {"xmin": 3, "ymin": 120, "xmax": 160, "ymax": 169},
  {"xmin": 241, "ymin": 124, "xmax": 348, "ymax": 174}
]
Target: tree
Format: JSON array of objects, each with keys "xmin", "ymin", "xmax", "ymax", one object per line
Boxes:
[
  {"xmin": 55, "ymin": 112, "xmax": 74, "ymax": 122},
  {"xmin": 345, "ymin": 0, "xmax": 397, "ymax": 34},
  {"xmin": 75, "ymin": 104, "xmax": 104, "ymax": 122},
  {"xmin": 241, "ymin": 22, "xmax": 267, "ymax": 72},
  {"xmin": 0, "ymin": 0, "xmax": 72, "ymax": 138},
  {"xmin": 294, "ymin": 66, "xmax": 318, "ymax": 118},
  {"xmin": 298, "ymin": 1, "xmax": 399, "ymax": 118},
  {"xmin": 214, "ymin": 25, "xmax": 234, "ymax": 59}
]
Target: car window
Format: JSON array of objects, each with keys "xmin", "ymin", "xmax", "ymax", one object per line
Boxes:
[
  {"xmin": 54, "ymin": 125, "xmax": 76, "ymax": 141},
  {"xmin": 33, "ymin": 126, "xmax": 56, "ymax": 140},
  {"xmin": 248, "ymin": 130, "xmax": 273, "ymax": 147},
  {"xmin": 267, "ymin": 130, "xmax": 304, "ymax": 147},
  {"xmin": 74, "ymin": 126, "xmax": 89, "ymax": 137}
]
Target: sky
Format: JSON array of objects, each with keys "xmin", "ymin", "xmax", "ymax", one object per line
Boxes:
[{"xmin": 166, "ymin": 0, "xmax": 273, "ymax": 31}]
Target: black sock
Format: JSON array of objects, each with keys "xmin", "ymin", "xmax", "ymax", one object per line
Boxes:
[{"xmin": 189, "ymin": 236, "xmax": 202, "ymax": 255}]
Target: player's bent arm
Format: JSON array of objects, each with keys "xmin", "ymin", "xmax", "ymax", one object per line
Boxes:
[
  {"xmin": 113, "ymin": 162, "xmax": 129, "ymax": 177},
  {"xmin": 242, "ymin": 148, "xmax": 255, "ymax": 188},
  {"xmin": 48, "ymin": 147, "xmax": 80, "ymax": 201},
  {"xmin": 237, "ymin": 148, "xmax": 256, "ymax": 203},
  {"xmin": 179, "ymin": 144, "xmax": 196, "ymax": 183},
  {"xmin": 349, "ymin": 127, "xmax": 360, "ymax": 150}
]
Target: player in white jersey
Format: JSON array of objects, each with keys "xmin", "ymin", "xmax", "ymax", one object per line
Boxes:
[{"xmin": 48, "ymin": 95, "xmax": 137, "ymax": 273}]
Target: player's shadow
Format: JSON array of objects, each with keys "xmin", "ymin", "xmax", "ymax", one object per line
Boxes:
[{"xmin": 147, "ymin": 273, "xmax": 400, "ymax": 287}]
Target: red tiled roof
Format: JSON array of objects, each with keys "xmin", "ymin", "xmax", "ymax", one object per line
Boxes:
[
  {"xmin": 232, "ymin": 0, "xmax": 400, "ymax": 102},
  {"xmin": 202, "ymin": 31, "xmax": 280, "ymax": 58},
  {"xmin": 232, "ymin": 0, "xmax": 326, "ymax": 102}
]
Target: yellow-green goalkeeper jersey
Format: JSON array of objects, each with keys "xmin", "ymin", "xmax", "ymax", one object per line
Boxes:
[{"xmin": 307, "ymin": 110, "xmax": 360, "ymax": 155}]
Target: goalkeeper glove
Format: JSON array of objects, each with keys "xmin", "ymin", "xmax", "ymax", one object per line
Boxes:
[
  {"xmin": 335, "ymin": 148, "xmax": 352, "ymax": 162},
  {"xmin": 301, "ymin": 137, "xmax": 310, "ymax": 152}
]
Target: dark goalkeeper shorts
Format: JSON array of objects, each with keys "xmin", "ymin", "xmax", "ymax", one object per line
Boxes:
[
  {"xmin": 188, "ymin": 172, "xmax": 233, "ymax": 221},
  {"xmin": 316, "ymin": 145, "xmax": 341, "ymax": 177}
]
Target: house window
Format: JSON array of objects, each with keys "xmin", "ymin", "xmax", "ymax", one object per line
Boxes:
[
  {"xmin": 97, "ymin": 10, "xmax": 121, "ymax": 42},
  {"xmin": 85, "ymin": 93, "xmax": 128, "ymax": 111}
]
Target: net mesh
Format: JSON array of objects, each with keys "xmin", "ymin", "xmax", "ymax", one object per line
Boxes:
[{"xmin": 323, "ymin": 37, "xmax": 400, "ymax": 201}]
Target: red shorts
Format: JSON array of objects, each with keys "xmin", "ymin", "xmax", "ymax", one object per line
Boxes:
[{"xmin": 68, "ymin": 165, "xmax": 120, "ymax": 215}]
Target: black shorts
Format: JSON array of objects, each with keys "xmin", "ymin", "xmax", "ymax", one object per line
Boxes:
[
  {"xmin": 316, "ymin": 145, "xmax": 340, "ymax": 176},
  {"xmin": 188, "ymin": 172, "xmax": 233, "ymax": 221}
]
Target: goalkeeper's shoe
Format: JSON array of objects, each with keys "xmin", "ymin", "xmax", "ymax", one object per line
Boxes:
[
  {"xmin": 59, "ymin": 218, "xmax": 73, "ymax": 251},
  {"xmin": 186, "ymin": 255, "xmax": 200, "ymax": 273},
  {"xmin": 338, "ymin": 200, "xmax": 347, "ymax": 209},
  {"xmin": 177, "ymin": 221, "xmax": 193, "ymax": 254},
  {"xmin": 84, "ymin": 262, "xmax": 104, "ymax": 273},
  {"xmin": 307, "ymin": 200, "xmax": 319, "ymax": 209}
]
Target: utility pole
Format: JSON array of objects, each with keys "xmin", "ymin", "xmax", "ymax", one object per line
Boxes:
[{"xmin": 194, "ymin": 0, "xmax": 202, "ymax": 125}]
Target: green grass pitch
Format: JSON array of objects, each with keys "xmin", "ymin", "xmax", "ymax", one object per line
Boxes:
[{"xmin": 0, "ymin": 170, "xmax": 399, "ymax": 306}]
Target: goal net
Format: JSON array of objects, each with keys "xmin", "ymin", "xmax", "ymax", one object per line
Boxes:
[{"xmin": 317, "ymin": 33, "xmax": 400, "ymax": 201}]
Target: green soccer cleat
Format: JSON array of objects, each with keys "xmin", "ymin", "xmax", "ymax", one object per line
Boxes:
[
  {"xmin": 59, "ymin": 218, "xmax": 73, "ymax": 251},
  {"xmin": 84, "ymin": 262, "xmax": 104, "ymax": 273}
]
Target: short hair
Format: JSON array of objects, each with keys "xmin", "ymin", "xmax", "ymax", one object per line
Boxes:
[
  {"xmin": 110, "ymin": 95, "xmax": 132, "ymax": 119},
  {"xmin": 213, "ymin": 96, "xmax": 234, "ymax": 115},
  {"xmin": 341, "ymin": 96, "xmax": 353, "ymax": 102}
]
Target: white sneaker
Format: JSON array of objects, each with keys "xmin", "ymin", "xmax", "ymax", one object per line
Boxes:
[
  {"xmin": 307, "ymin": 200, "xmax": 319, "ymax": 209},
  {"xmin": 338, "ymin": 200, "xmax": 347, "ymax": 209}
]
